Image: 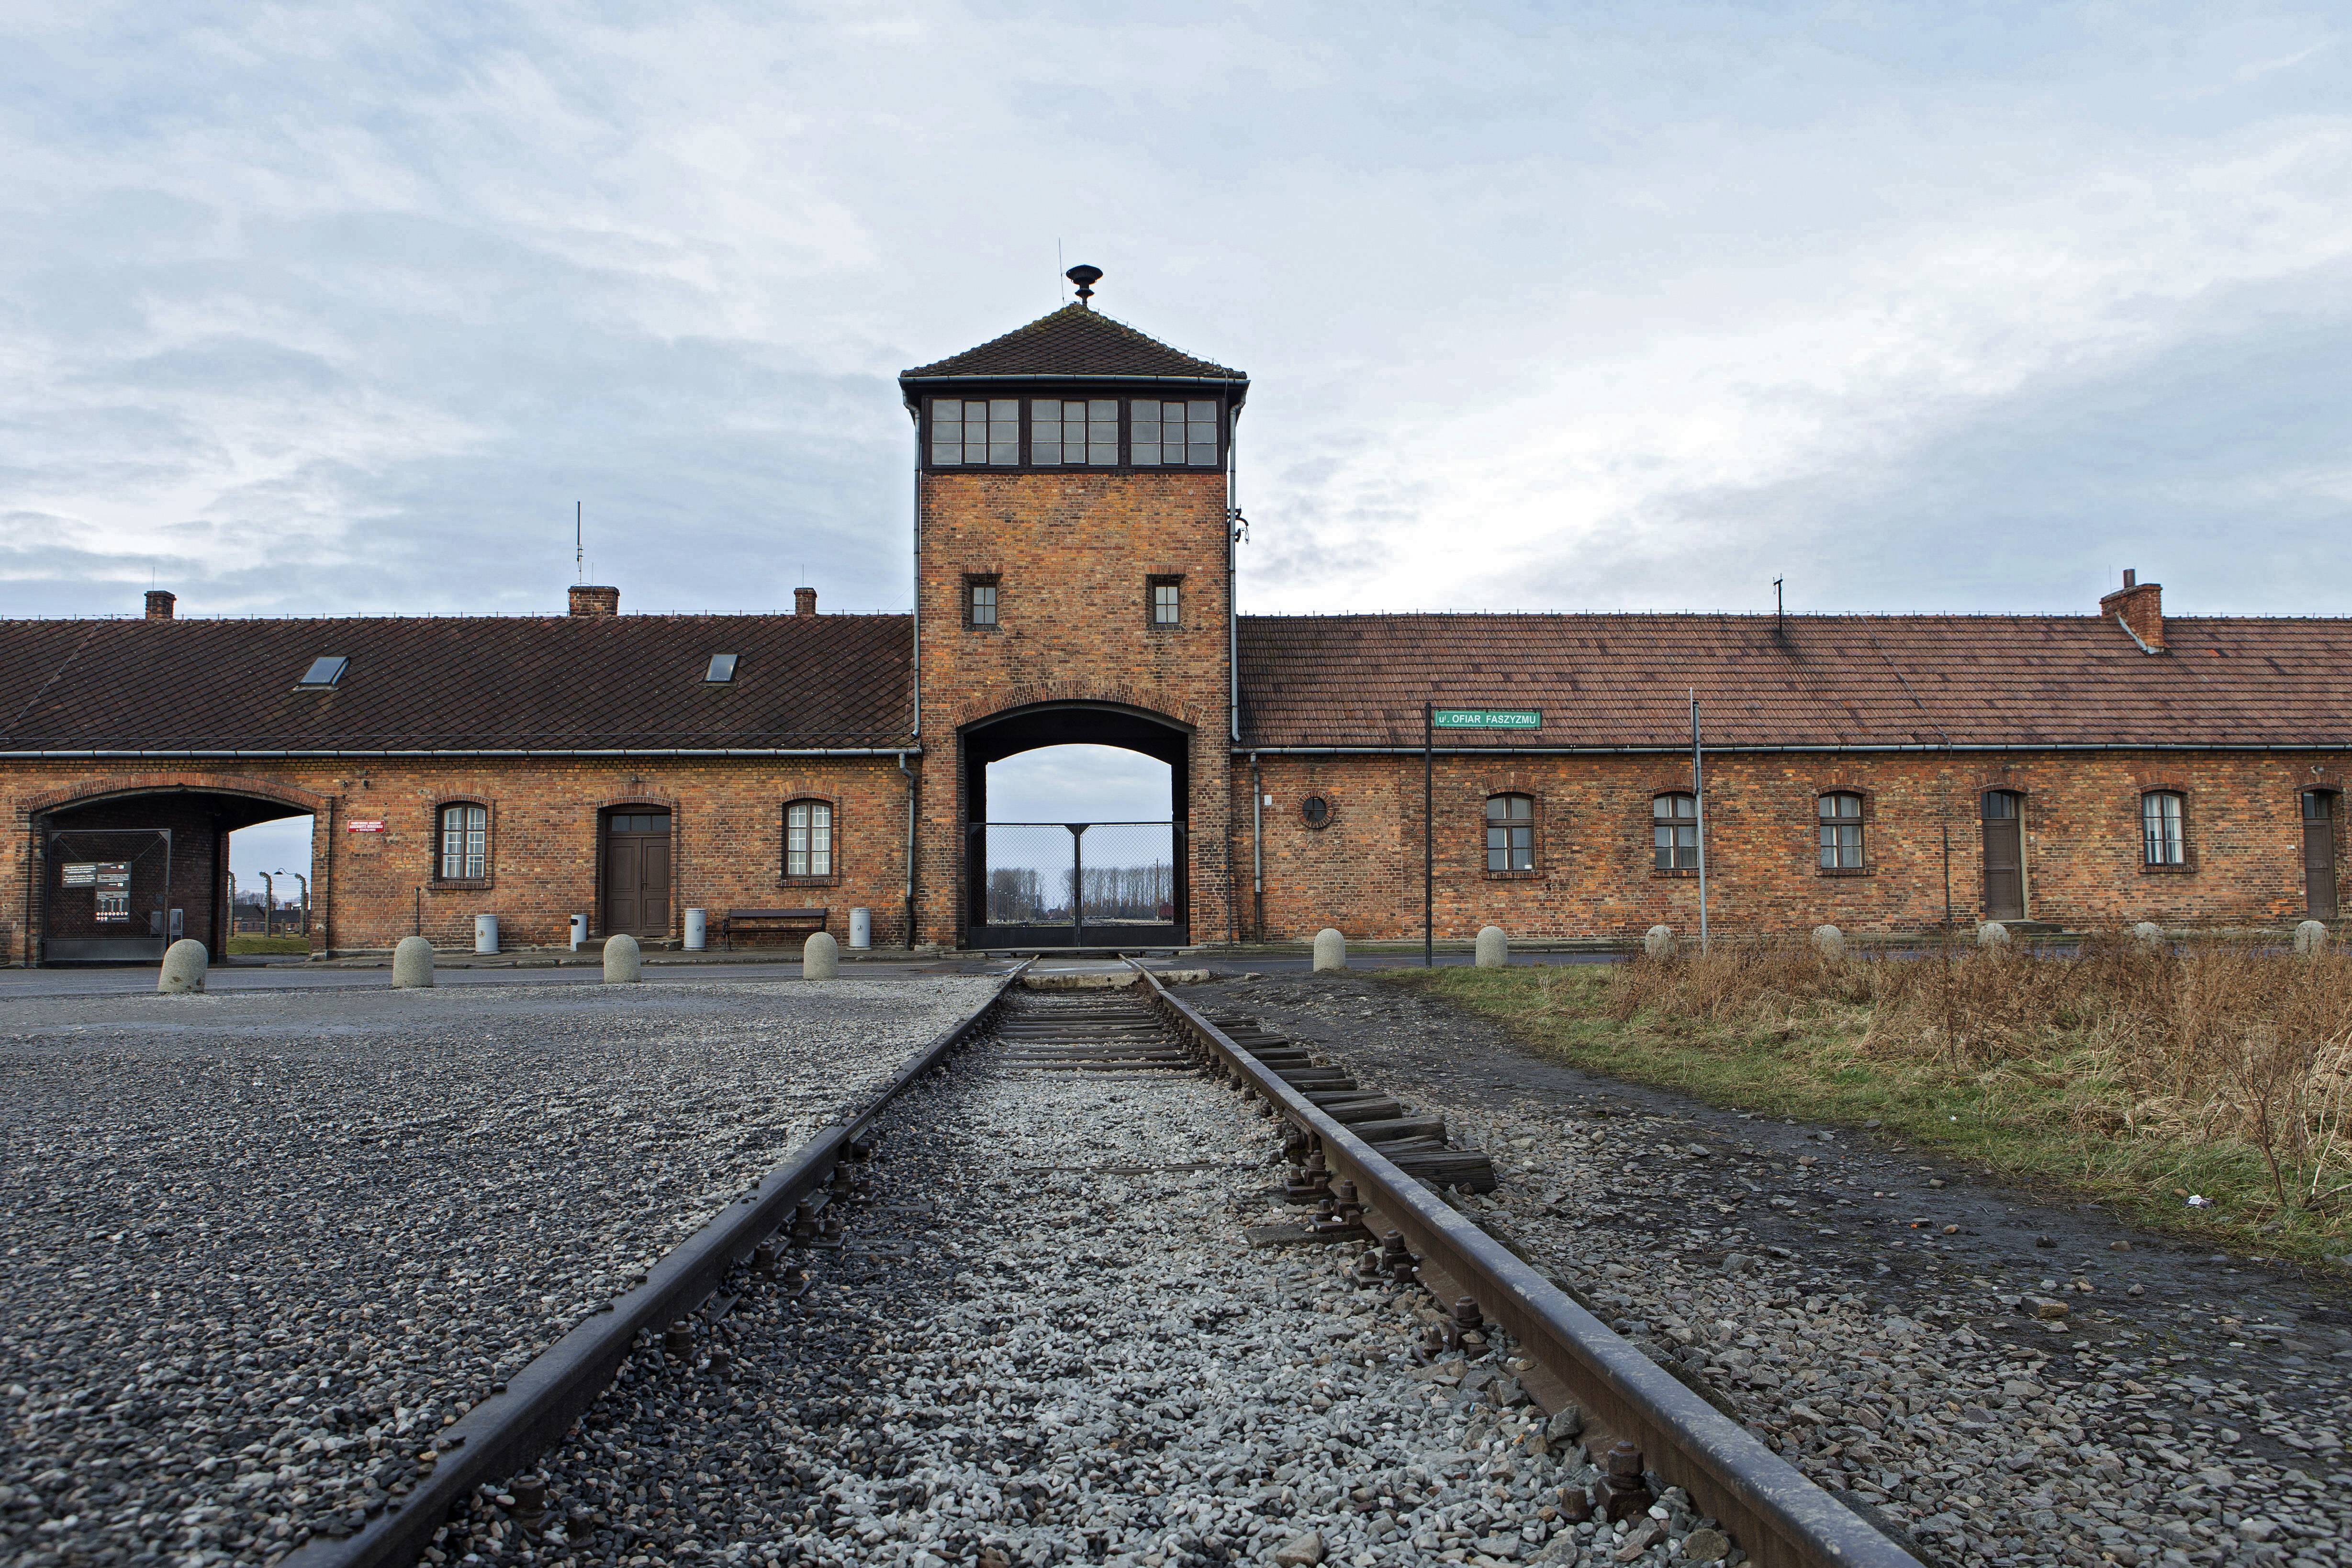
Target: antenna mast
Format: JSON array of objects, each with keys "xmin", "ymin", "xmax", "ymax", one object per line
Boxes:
[{"xmin": 576, "ymin": 502, "xmax": 583, "ymax": 583}]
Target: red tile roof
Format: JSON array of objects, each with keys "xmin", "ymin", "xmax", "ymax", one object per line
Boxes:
[
  {"xmin": 0, "ymin": 613, "xmax": 912, "ymax": 755},
  {"xmin": 8, "ymin": 608, "xmax": 2347, "ymax": 758},
  {"xmin": 1234, "ymin": 613, "xmax": 2352, "ymax": 750},
  {"xmin": 900, "ymin": 304, "xmax": 1246, "ymax": 385}
]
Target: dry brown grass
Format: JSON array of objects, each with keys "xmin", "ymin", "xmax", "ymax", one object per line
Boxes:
[{"xmin": 1605, "ymin": 935, "xmax": 2352, "ymax": 1223}]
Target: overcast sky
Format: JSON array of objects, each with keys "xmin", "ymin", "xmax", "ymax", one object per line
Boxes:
[{"xmin": 7, "ymin": 1, "xmax": 2350, "ymax": 634}]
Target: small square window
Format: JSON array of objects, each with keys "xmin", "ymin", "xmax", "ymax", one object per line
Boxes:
[
  {"xmin": 1654, "ymin": 793, "xmax": 1698, "ymax": 870},
  {"xmin": 297, "ymin": 655, "xmax": 347, "ymax": 688},
  {"xmin": 1485, "ymin": 793, "xmax": 1535, "ymax": 872},
  {"xmin": 967, "ymin": 579, "xmax": 999, "ymax": 627},
  {"xmin": 1149, "ymin": 579, "xmax": 1181, "ymax": 626},
  {"xmin": 706, "ymin": 653, "xmax": 739, "ymax": 683}
]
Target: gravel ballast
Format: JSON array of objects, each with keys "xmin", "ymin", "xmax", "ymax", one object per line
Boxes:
[
  {"xmin": 0, "ymin": 976, "xmax": 1001, "ymax": 1568},
  {"xmin": 1204, "ymin": 973, "xmax": 2352, "ymax": 1568},
  {"xmin": 494, "ymin": 991, "xmax": 1721, "ymax": 1568}
]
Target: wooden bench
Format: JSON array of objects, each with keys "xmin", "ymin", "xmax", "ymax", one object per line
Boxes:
[{"xmin": 720, "ymin": 907, "xmax": 829, "ymax": 951}]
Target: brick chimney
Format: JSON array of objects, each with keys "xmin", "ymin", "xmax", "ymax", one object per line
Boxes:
[
  {"xmin": 144, "ymin": 590, "xmax": 175, "ymax": 621},
  {"xmin": 2099, "ymin": 569, "xmax": 2163, "ymax": 651},
  {"xmin": 569, "ymin": 584, "xmax": 619, "ymax": 617},
  {"xmin": 794, "ymin": 586, "xmax": 818, "ymax": 618}
]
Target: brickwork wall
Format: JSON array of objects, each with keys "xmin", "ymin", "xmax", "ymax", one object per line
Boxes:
[
  {"xmin": 912, "ymin": 469, "xmax": 1236, "ymax": 947},
  {"xmin": 2, "ymin": 758, "xmax": 912, "ymax": 963},
  {"xmin": 1236, "ymin": 750, "xmax": 2352, "ymax": 941}
]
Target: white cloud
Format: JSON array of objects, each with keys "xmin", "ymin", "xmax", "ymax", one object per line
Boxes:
[{"xmin": 1, "ymin": 0, "xmax": 2347, "ymax": 621}]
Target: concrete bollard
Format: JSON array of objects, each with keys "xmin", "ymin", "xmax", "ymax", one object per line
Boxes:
[
  {"xmin": 392, "ymin": 935, "xmax": 436, "ymax": 988},
  {"xmin": 1474, "ymin": 925, "xmax": 1508, "ymax": 968},
  {"xmin": 1643, "ymin": 924, "xmax": 1675, "ymax": 959},
  {"xmin": 803, "ymin": 930, "xmax": 840, "ymax": 979},
  {"xmin": 2132, "ymin": 921, "xmax": 2166, "ymax": 951},
  {"xmin": 157, "ymin": 938, "xmax": 208, "ymax": 994},
  {"xmin": 1811, "ymin": 924, "xmax": 1844, "ymax": 961},
  {"xmin": 1976, "ymin": 921, "xmax": 2012, "ymax": 949},
  {"xmin": 2295, "ymin": 919, "xmax": 2329, "ymax": 957},
  {"xmin": 1312, "ymin": 929, "xmax": 1347, "ymax": 972},
  {"xmin": 604, "ymin": 932, "xmax": 642, "ymax": 983}
]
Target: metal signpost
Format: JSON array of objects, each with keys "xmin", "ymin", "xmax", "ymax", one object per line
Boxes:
[{"xmin": 1424, "ymin": 706, "xmax": 1544, "ymax": 966}]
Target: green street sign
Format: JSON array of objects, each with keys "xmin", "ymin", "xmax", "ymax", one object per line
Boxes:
[{"xmin": 1431, "ymin": 707, "xmax": 1542, "ymax": 730}]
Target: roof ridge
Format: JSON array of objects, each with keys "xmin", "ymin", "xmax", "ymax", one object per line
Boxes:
[{"xmin": 901, "ymin": 302, "xmax": 1244, "ymax": 382}]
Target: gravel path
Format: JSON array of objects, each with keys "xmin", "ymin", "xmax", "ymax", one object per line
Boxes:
[
  {"xmin": 1197, "ymin": 973, "xmax": 2352, "ymax": 1568},
  {"xmin": 0, "ymin": 976, "xmax": 1000, "ymax": 1568},
  {"xmin": 481, "ymin": 991, "xmax": 1739, "ymax": 1568}
]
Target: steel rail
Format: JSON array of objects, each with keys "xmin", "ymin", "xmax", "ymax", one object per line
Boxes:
[
  {"xmin": 1129, "ymin": 963, "xmax": 1924, "ymax": 1568},
  {"xmin": 286, "ymin": 961, "xmax": 1031, "ymax": 1568}
]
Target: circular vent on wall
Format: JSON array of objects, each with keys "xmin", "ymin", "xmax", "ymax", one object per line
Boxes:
[{"xmin": 1300, "ymin": 795, "xmax": 1333, "ymax": 829}]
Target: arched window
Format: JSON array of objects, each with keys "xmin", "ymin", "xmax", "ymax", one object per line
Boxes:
[
  {"xmin": 1485, "ymin": 794, "xmax": 1534, "ymax": 872},
  {"xmin": 1653, "ymin": 793, "xmax": 1697, "ymax": 870},
  {"xmin": 437, "ymin": 803, "xmax": 487, "ymax": 881},
  {"xmin": 2142, "ymin": 791, "xmax": 2185, "ymax": 866},
  {"xmin": 785, "ymin": 799, "xmax": 834, "ymax": 878},
  {"xmin": 1818, "ymin": 792, "xmax": 1865, "ymax": 870}
]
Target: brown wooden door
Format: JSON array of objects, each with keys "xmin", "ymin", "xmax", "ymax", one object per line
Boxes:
[
  {"xmin": 1982, "ymin": 791, "xmax": 2024, "ymax": 920},
  {"xmin": 2306, "ymin": 791, "xmax": 2340, "ymax": 920},
  {"xmin": 603, "ymin": 811, "xmax": 672, "ymax": 938}
]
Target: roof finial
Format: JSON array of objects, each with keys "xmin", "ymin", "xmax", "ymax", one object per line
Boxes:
[{"xmin": 1066, "ymin": 263, "xmax": 1102, "ymax": 308}]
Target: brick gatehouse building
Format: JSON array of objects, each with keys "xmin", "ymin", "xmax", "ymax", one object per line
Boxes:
[{"xmin": 4, "ymin": 281, "xmax": 2348, "ymax": 963}]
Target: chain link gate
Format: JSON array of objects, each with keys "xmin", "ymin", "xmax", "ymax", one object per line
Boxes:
[{"xmin": 967, "ymin": 821, "xmax": 1184, "ymax": 948}]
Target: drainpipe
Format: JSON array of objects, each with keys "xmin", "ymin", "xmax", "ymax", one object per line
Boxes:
[
  {"xmin": 898, "ymin": 750, "xmax": 918, "ymax": 951},
  {"xmin": 910, "ymin": 419, "xmax": 923, "ymax": 741},
  {"xmin": 1250, "ymin": 752, "xmax": 1264, "ymax": 941},
  {"xmin": 1227, "ymin": 409, "xmax": 1241, "ymax": 746}
]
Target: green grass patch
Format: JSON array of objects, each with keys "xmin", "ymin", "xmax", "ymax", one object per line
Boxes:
[
  {"xmin": 1389, "ymin": 964, "xmax": 2348, "ymax": 1267},
  {"xmin": 226, "ymin": 934, "xmax": 312, "ymax": 956}
]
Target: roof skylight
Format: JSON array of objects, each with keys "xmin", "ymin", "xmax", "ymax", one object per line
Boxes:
[
  {"xmin": 297, "ymin": 656, "xmax": 348, "ymax": 688},
  {"xmin": 706, "ymin": 653, "xmax": 739, "ymax": 683}
]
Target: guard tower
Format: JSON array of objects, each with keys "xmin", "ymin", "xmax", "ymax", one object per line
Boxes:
[{"xmin": 900, "ymin": 267, "xmax": 1247, "ymax": 948}]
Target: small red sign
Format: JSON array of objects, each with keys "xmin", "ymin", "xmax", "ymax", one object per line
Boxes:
[{"xmin": 347, "ymin": 819, "xmax": 386, "ymax": 833}]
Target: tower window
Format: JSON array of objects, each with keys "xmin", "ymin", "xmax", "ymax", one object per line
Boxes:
[
  {"xmin": 1654, "ymin": 793, "xmax": 1698, "ymax": 871},
  {"xmin": 1486, "ymin": 794, "xmax": 1535, "ymax": 872},
  {"xmin": 1032, "ymin": 399, "xmax": 1119, "ymax": 465},
  {"xmin": 966, "ymin": 576, "xmax": 999, "ymax": 627},
  {"xmin": 1818, "ymin": 792, "xmax": 1865, "ymax": 870},
  {"xmin": 930, "ymin": 398, "xmax": 1019, "ymax": 467},
  {"xmin": 2143, "ymin": 791, "xmax": 2185, "ymax": 866},
  {"xmin": 1131, "ymin": 399, "xmax": 1220, "ymax": 467},
  {"xmin": 1149, "ymin": 577, "xmax": 1182, "ymax": 626}
]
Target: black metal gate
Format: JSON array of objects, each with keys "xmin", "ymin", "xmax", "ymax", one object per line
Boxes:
[{"xmin": 967, "ymin": 821, "xmax": 1184, "ymax": 948}]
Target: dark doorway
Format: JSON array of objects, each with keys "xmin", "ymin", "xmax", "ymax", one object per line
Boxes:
[
  {"xmin": 960, "ymin": 704, "xmax": 1190, "ymax": 949},
  {"xmin": 2305, "ymin": 791, "xmax": 2339, "ymax": 920},
  {"xmin": 603, "ymin": 809, "xmax": 672, "ymax": 939},
  {"xmin": 1982, "ymin": 790, "xmax": 2025, "ymax": 921},
  {"xmin": 38, "ymin": 789, "xmax": 310, "ymax": 963}
]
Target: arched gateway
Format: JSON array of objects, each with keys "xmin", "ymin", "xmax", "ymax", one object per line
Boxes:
[{"xmin": 961, "ymin": 701, "xmax": 1192, "ymax": 947}]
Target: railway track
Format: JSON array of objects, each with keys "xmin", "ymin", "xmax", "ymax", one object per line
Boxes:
[
  {"xmin": 1131, "ymin": 963, "xmax": 1924, "ymax": 1568},
  {"xmin": 284, "ymin": 964, "xmax": 1034, "ymax": 1568},
  {"xmin": 282, "ymin": 969, "xmax": 1924, "ymax": 1568}
]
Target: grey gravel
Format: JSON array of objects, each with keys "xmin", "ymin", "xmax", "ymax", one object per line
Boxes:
[
  {"xmin": 0, "ymin": 976, "xmax": 998, "ymax": 1567},
  {"xmin": 1210, "ymin": 972, "xmax": 2352, "ymax": 1568},
  {"xmin": 497, "ymin": 992, "xmax": 1723, "ymax": 1568}
]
